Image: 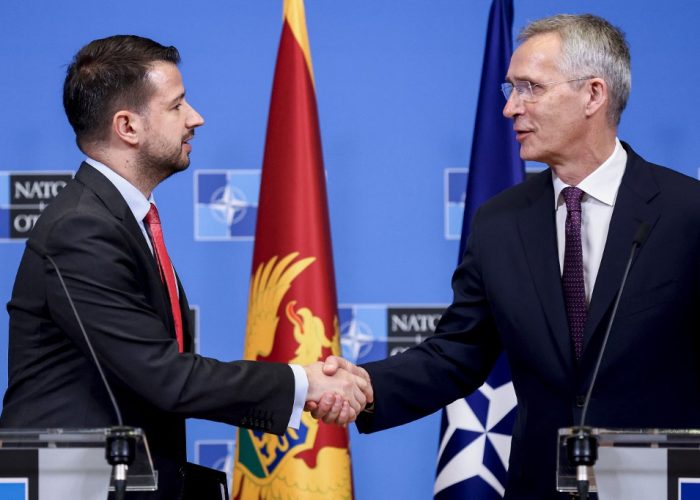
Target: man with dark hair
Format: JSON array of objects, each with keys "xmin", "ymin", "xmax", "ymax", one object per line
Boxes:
[
  {"xmin": 1, "ymin": 35, "xmax": 370, "ymax": 499},
  {"xmin": 63, "ymin": 35, "xmax": 182, "ymax": 149},
  {"xmin": 314, "ymin": 13, "xmax": 700, "ymax": 499}
]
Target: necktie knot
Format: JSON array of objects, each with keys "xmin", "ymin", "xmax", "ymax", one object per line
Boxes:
[
  {"xmin": 144, "ymin": 203, "xmax": 161, "ymax": 226},
  {"xmin": 562, "ymin": 186, "xmax": 584, "ymax": 212}
]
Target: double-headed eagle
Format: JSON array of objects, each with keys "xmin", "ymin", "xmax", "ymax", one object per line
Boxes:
[
  {"xmin": 245, "ymin": 251, "xmax": 340, "ymax": 363},
  {"xmin": 235, "ymin": 252, "xmax": 350, "ymax": 500}
]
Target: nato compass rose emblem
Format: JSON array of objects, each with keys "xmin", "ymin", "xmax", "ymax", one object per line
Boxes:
[
  {"xmin": 209, "ymin": 185, "xmax": 247, "ymax": 227},
  {"xmin": 434, "ymin": 373, "xmax": 517, "ymax": 499},
  {"xmin": 194, "ymin": 170, "xmax": 260, "ymax": 240},
  {"xmin": 340, "ymin": 318, "xmax": 374, "ymax": 362}
]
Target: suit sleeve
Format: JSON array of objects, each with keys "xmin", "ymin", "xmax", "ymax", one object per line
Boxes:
[
  {"xmin": 357, "ymin": 208, "xmax": 503, "ymax": 433},
  {"xmin": 41, "ymin": 210, "xmax": 294, "ymax": 435}
]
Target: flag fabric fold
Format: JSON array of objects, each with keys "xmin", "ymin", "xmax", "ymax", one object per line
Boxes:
[
  {"xmin": 434, "ymin": 0, "xmax": 524, "ymax": 498},
  {"xmin": 232, "ymin": 1, "xmax": 353, "ymax": 498}
]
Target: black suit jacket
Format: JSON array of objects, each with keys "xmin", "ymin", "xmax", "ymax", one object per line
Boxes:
[
  {"xmin": 1, "ymin": 163, "xmax": 295, "ymax": 499},
  {"xmin": 357, "ymin": 143, "xmax": 700, "ymax": 499}
]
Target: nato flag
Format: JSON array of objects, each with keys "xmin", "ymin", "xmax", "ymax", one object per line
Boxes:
[{"xmin": 434, "ymin": 0, "xmax": 524, "ymax": 498}]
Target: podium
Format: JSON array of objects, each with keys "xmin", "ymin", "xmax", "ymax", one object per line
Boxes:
[
  {"xmin": 0, "ymin": 428, "xmax": 156, "ymax": 500},
  {"xmin": 557, "ymin": 428, "xmax": 700, "ymax": 500}
]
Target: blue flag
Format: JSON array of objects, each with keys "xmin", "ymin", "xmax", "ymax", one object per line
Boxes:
[{"xmin": 434, "ymin": 0, "xmax": 524, "ymax": 498}]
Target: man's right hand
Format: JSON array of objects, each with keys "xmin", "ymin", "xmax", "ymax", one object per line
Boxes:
[{"xmin": 304, "ymin": 356, "xmax": 373, "ymax": 425}]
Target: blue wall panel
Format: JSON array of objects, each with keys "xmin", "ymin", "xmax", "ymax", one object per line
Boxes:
[{"xmin": 1, "ymin": 1, "xmax": 698, "ymax": 498}]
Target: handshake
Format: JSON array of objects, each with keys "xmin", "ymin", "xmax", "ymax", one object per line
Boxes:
[{"xmin": 303, "ymin": 356, "xmax": 373, "ymax": 425}]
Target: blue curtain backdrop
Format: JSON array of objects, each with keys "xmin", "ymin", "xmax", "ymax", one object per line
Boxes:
[{"xmin": 1, "ymin": 2, "xmax": 698, "ymax": 499}]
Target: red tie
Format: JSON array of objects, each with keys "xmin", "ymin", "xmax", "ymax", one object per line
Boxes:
[{"xmin": 144, "ymin": 203, "xmax": 184, "ymax": 352}]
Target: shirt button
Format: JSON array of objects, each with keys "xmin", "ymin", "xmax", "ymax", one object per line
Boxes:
[{"xmin": 575, "ymin": 395, "xmax": 586, "ymax": 408}]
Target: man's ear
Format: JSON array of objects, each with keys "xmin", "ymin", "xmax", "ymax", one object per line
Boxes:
[
  {"xmin": 584, "ymin": 78, "xmax": 608, "ymax": 118},
  {"xmin": 112, "ymin": 110, "xmax": 143, "ymax": 146}
]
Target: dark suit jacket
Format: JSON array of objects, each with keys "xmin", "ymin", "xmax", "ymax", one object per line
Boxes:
[
  {"xmin": 1, "ymin": 163, "xmax": 295, "ymax": 499},
  {"xmin": 357, "ymin": 143, "xmax": 700, "ymax": 499}
]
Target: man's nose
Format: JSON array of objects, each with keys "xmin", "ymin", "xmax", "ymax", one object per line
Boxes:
[
  {"xmin": 186, "ymin": 102, "xmax": 205, "ymax": 128},
  {"xmin": 502, "ymin": 91, "xmax": 523, "ymax": 118}
]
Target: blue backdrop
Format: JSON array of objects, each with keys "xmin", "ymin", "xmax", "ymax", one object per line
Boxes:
[{"xmin": 1, "ymin": 1, "xmax": 698, "ymax": 498}]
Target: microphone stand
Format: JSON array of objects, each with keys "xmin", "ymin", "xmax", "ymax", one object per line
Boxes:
[
  {"xmin": 566, "ymin": 223, "xmax": 649, "ymax": 499},
  {"xmin": 106, "ymin": 427, "xmax": 137, "ymax": 500},
  {"xmin": 32, "ymin": 241, "xmax": 137, "ymax": 500}
]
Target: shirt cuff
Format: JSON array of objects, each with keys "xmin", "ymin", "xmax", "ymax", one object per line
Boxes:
[{"xmin": 288, "ymin": 364, "xmax": 308, "ymax": 429}]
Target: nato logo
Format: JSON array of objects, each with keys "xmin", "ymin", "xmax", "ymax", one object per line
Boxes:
[
  {"xmin": 435, "ymin": 355, "xmax": 516, "ymax": 499},
  {"xmin": 444, "ymin": 168, "xmax": 544, "ymax": 241},
  {"xmin": 444, "ymin": 169, "xmax": 468, "ymax": 240},
  {"xmin": 339, "ymin": 304, "xmax": 445, "ymax": 363},
  {"xmin": 195, "ymin": 440, "xmax": 235, "ymax": 487},
  {"xmin": 194, "ymin": 170, "xmax": 260, "ymax": 241},
  {"xmin": 0, "ymin": 171, "xmax": 72, "ymax": 241},
  {"xmin": 338, "ymin": 305, "xmax": 385, "ymax": 364}
]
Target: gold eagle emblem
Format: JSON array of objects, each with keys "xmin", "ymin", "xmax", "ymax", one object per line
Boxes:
[
  {"xmin": 244, "ymin": 252, "xmax": 316, "ymax": 361},
  {"xmin": 234, "ymin": 252, "xmax": 351, "ymax": 499}
]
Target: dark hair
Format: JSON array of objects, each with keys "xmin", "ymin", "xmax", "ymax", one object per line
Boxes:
[{"xmin": 63, "ymin": 35, "xmax": 180, "ymax": 151}]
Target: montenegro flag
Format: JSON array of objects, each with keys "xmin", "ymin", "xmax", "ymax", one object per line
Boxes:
[{"xmin": 232, "ymin": 1, "xmax": 353, "ymax": 499}]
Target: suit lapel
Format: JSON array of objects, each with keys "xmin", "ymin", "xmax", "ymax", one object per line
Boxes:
[
  {"xmin": 517, "ymin": 170, "xmax": 574, "ymax": 371},
  {"xmin": 175, "ymin": 273, "xmax": 194, "ymax": 352},
  {"xmin": 582, "ymin": 144, "xmax": 660, "ymax": 358},
  {"xmin": 74, "ymin": 163, "xmax": 154, "ymax": 260},
  {"xmin": 74, "ymin": 162, "xmax": 178, "ymax": 340}
]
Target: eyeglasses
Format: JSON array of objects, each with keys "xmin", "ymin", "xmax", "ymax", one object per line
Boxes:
[{"xmin": 500, "ymin": 77, "xmax": 592, "ymax": 102}]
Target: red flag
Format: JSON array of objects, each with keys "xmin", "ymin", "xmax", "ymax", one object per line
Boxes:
[{"xmin": 232, "ymin": 1, "xmax": 353, "ymax": 498}]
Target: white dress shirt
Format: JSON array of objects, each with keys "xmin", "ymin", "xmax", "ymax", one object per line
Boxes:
[
  {"xmin": 553, "ymin": 139, "xmax": 627, "ymax": 303},
  {"xmin": 85, "ymin": 157, "xmax": 307, "ymax": 428}
]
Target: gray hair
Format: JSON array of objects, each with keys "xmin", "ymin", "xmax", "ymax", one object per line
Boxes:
[{"xmin": 518, "ymin": 14, "xmax": 631, "ymax": 125}]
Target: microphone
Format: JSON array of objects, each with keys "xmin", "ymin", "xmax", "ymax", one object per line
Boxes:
[
  {"xmin": 26, "ymin": 238, "xmax": 135, "ymax": 500},
  {"xmin": 566, "ymin": 221, "xmax": 650, "ymax": 500}
]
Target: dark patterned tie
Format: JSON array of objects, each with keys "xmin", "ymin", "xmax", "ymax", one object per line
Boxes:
[{"xmin": 562, "ymin": 187, "xmax": 587, "ymax": 360}]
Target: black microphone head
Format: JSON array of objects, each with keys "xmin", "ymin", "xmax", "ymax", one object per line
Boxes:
[
  {"xmin": 25, "ymin": 238, "xmax": 48, "ymax": 258},
  {"xmin": 633, "ymin": 222, "xmax": 650, "ymax": 246}
]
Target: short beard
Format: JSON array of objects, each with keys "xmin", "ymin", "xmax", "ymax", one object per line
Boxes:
[{"xmin": 136, "ymin": 139, "xmax": 189, "ymax": 188}]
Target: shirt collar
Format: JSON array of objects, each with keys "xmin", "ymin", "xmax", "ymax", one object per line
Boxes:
[
  {"xmin": 552, "ymin": 138, "xmax": 627, "ymax": 208},
  {"xmin": 85, "ymin": 157, "xmax": 154, "ymax": 222}
]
